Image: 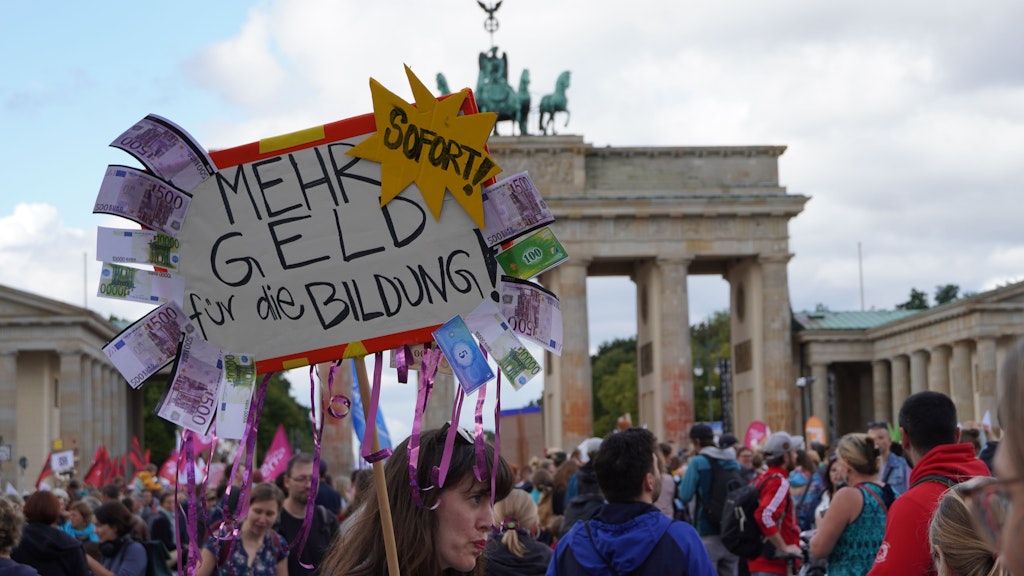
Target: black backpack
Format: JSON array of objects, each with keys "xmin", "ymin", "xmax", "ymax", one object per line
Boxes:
[
  {"xmin": 720, "ymin": 473, "xmax": 783, "ymax": 559},
  {"xmin": 700, "ymin": 455, "xmax": 746, "ymax": 532}
]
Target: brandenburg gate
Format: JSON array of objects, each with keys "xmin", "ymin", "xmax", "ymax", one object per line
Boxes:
[{"xmin": 488, "ymin": 135, "xmax": 809, "ymax": 450}]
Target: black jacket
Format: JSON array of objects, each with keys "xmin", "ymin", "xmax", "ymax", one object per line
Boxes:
[
  {"xmin": 10, "ymin": 523, "xmax": 89, "ymax": 576},
  {"xmin": 483, "ymin": 532, "xmax": 552, "ymax": 576}
]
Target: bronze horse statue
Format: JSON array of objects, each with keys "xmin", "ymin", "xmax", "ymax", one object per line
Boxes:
[
  {"xmin": 475, "ymin": 48, "xmax": 531, "ymax": 135},
  {"xmin": 539, "ymin": 71, "xmax": 571, "ymax": 135}
]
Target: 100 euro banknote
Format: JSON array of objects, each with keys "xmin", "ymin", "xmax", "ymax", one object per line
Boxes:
[
  {"xmin": 97, "ymin": 263, "xmax": 184, "ymax": 305},
  {"xmin": 216, "ymin": 353, "xmax": 256, "ymax": 440},
  {"xmin": 156, "ymin": 331, "xmax": 224, "ymax": 435},
  {"xmin": 103, "ymin": 301, "xmax": 194, "ymax": 388},
  {"xmin": 96, "ymin": 227, "xmax": 181, "ymax": 270},
  {"xmin": 464, "ymin": 298, "xmax": 540, "ymax": 390}
]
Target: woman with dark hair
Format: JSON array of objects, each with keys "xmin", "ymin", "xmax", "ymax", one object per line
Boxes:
[
  {"xmin": 320, "ymin": 424, "xmax": 514, "ymax": 576},
  {"xmin": 0, "ymin": 497, "xmax": 38, "ymax": 575},
  {"xmin": 86, "ymin": 501, "xmax": 147, "ymax": 576},
  {"xmin": 196, "ymin": 482, "xmax": 288, "ymax": 576},
  {"xmin": 814, "ymin": 452, "xmax": 845, "ymax": 527},
  {"xmin": 10, "ymin": 491, "xmax": 89, "ymax": 576}
]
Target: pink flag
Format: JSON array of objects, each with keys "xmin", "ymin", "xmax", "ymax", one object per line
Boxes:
[
  {"xmin": 158, "ymin": 449, "xmax": 179, "ymax": 484},
  {"xmin": 744, "ymin": 420, "xmax": 770, "ymax": 450},
  {"xmin": 259, "ymin": 424, "xmax": 292, "ymax": 482}
]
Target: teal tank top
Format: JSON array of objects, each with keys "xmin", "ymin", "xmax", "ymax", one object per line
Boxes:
[{"xmin": 827, "ymin": 482, "xmax": 888, "ymax": 576}]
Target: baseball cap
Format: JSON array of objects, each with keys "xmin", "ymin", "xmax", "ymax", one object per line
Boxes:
[
  {"xmin": 720, "ymin": 433, "xmax": 739, "ymax": 449},
  {"xmin": 762, "ymin": 432, "xmax": 795, "ymax": 457},
  {"xmin": 689, "ymin": 424, "xmax": 714, "ymax": 443}
]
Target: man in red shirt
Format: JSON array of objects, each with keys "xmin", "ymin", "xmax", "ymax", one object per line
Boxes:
[
  {"xmin": 748, "ymin": 432, "xmax": 802, "ymax": 576},
  {"xmin": 867, "ymin": 391, "xmax": 990, "ymax": 576}
]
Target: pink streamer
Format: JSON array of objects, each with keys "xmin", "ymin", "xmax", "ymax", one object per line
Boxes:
[
  {"xmin": 360, "ymin": 353, "xmax": 393, "ymax": 464},
  {"xmin": 473, "ymin": 382, "xmax": 488, "ymax": 482},
  {"xmin": 491, "ymin": 370, "xmax": 502, "ymax": 507},
  {"xmin": 434, "ymin": 387, "xmax": 466, "ymax": 489},
  {"xmin": 408, "ymin": 347, "xmax": 442, "ymax": 509}
]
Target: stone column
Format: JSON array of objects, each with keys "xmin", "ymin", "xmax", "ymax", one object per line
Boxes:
[
  {"xmin": 891, "ymin": 355, "xmax": 911, "ymax": 413},
  {"xmin": 0, "ymin": 352, "xmax": 17, "ymax": 458},
  {"xmin": 541, "ymin": 259, "xmax": 591, "ymax": 450},
  {"xmin": 951, "ymin": 341, "xmax": 975, "ymax": 421},
  {"xmin": 79, "ymin": 356, "xmax": 94, "ymax": 458},
  {"xmin": 871, "ymin": 360, "xmax": 892, "ymax": 423},
  {"xmin": 655, "ymin": 258, "xmax": 692, "ymax": 445},
  {"xmin": 810, "ymin": 363, "xmax": 829, "ymax": 426},
  {"xmin": 423, "ymin": 371, "xmax": 456, "ymax": 430},
  {"xmin": 760, "ymin": 256, "xmax": 795, "ymax": 433},
  {"xmin": 928, "ymin": 346, "xmax": 951, "ymax": 395},
  {"xmin": 318, "ymin": 361, "xmax": 354, "ymax": 477},
  {"xmin": 95, "ymin": 360, "xmax": 109, "ymax": 450},
  {"xmin": 910, "ymin": 350, "xmax": 929, "ymax": 394},
  {"xmin": 102, "ymin": 367, "xmax": 114, "ymax": 453},
  {"xmin": 59, "ymin": 352, "xmax": 83, "ymax": 445},
  {"xmin": 976, "ymin": 338, "xmax": 998, "ymax": 429}
]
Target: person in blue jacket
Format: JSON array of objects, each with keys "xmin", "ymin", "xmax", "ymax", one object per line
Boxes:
[{"xmin": 547, "ymin": 427, "xmax": 716, "ymax": 576}]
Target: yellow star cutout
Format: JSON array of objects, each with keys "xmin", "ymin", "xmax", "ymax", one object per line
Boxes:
[{"xmin": 348, "ymin": 65, "xmax": 502, "ymax": 228}]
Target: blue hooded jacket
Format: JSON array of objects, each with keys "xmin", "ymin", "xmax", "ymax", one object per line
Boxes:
[{"xmin": 547, "ymin": 502, "xmax": 715, "ymax": 576}]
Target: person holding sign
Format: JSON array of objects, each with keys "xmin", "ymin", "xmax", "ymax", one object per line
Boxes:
[{"xmin": 320, "ymin": 424, "xmax": 514, "ymax": 575}]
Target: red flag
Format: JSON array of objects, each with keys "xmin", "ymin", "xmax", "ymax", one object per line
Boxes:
[
  {"xmin": 258, "ymin": 424, "xmax": 292, "ymax": 482},
  {"xmin": 129, "ymin": 436, "xmax": 145, "ymax": 471},
  {"xmin": 35, "ymin": 451, "xmax": 53, "ymax": 489},
  {"xmin": 144, "ymin": 449, "xmax": 151, "ymax": 465},
  {"xmin": 84, "ymin": 446, "xmax": 109, "ymax": 487},
  {"xmin": 158, "ymin": 449, "xmax": 179, "ymax": 484},
  {"xmin": 118, "ymin": 454, "xmax": 127, "ymax": 479}
]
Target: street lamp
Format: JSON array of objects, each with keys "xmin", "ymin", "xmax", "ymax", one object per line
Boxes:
[{"xmin": 694, "ymin": 363, "xmax": 707, "ymax": 422}]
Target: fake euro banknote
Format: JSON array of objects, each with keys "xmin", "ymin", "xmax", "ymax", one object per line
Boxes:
[
  {"xmin": 499, "ymin": 276, "xmax": 563, "ymax": 355},
  {"xmin": 103, "ymin": 301, "xmax": 194, "ymax": 388},
  {"xmin": 216, "ymin": 353, "xmax": 256, "ymax": 440},
  {"xmin": 93, "ymin": 165, "xmax": 191, "ymax": 236},
  {"xmin": 495, "ymin": 226, "xmax": 568, "ymax": 280},
  {"xmin": 463, "ymin": 299, "xmax": 540, "ymax": 390},
  {"xmin": 96, "ymin": 227, "xmax": 181, "ymax": 270},
  {"xmin": 433, "ymin": 315, "xmax": 494, "ymax": 395},
  {"xmin": 480, "ymin": 171, "xmax": 554, "ymax": 248},
  {"xmin": 98, "ymin": 262, "xmax": 184, "ymax": 305},
  {"xmin": 156, "ymin": 331, "xmax": 225, "ymax": 435},
  {"xmin": 109, "ymin": 114, "xmax": 215, "ymax": 193},
  {"xmin": 389, "ymin": 344, "xmax": 453, "ymax": 375}
]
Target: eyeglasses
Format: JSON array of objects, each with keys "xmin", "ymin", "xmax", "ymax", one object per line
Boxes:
[
  {"xmin": 289, "ymin": 475, "xmax": 312, "ymax": 484},
  {"xmin": 957, "ymin": 476, "xmax": 1013, "ymax": 552}
]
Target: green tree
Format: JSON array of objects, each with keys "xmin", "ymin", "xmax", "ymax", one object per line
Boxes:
[
  {"xmin": 691, "ymin": 311, "xmax": 731, "ymax": 422},
  {"xmin": 896, "ymin": 288, "xmax": 930, "ymax": 310},
  {"xmin": 591, "ymin": 337, "xmax": 637, "ymax": 437},
  {"xmin": 934, "ymin": 284, "xmax": 960, "ymax": 305}
]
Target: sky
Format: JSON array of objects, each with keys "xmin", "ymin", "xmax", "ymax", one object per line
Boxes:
[{"xmin": 3, "ymin": 1, "xmax": 1024, "ymax": 447}]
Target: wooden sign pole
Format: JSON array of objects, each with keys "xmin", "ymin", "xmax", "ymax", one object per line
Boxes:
[{"xmin": 354, "ymin": 356, "xmax": 401, "ymax": 576}]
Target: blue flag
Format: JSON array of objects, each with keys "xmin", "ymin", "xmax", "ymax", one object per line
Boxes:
[{"xmin": 350, "ymin": 361, "xmax": 393, "ymax": 452}]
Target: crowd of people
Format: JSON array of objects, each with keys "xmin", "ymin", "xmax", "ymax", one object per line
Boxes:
[{"xmin": 4, "ymin": 340, "xmax": 1024, "ymax": 575}]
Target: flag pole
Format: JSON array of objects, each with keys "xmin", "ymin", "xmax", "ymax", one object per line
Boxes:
[{"xmin": 354, "ymin": 356, "xmax": 401, "ymax": 576}]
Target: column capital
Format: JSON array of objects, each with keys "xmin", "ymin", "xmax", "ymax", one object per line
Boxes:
[
  {"xmin": 655, "ymin": 256, "xmax": 693, "ymax": 268},
  {"xmin": 758, "ymin": 253, "xmax": 794, "ymax": 265}
]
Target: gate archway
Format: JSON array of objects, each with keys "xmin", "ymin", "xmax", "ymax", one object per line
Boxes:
[{"xmin": 489, "ymin": 136, "xmax": 808, "ymax": 449}]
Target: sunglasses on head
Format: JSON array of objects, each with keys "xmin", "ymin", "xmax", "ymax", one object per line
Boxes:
[{"xmin": 440, "ymin": 421, "xmax": 475, "ymax": 445}]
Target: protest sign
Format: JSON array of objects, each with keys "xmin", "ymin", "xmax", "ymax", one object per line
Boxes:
[{"xmin": 177, "ymin": 70, "xmax": 503, "ymax": 373}]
